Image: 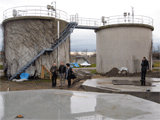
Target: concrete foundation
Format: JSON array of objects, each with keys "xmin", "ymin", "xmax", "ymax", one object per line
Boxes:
[
  {"xmin": 96, "ymin": 24, "xmax": 154, "ymax": 73},
  {"xmin": 0, "ymin": 89, "xmax": 160, "ymax": 120},
  {"xmin": 82, "ymin": 77, "xmax": 160, "ymax": 103}
]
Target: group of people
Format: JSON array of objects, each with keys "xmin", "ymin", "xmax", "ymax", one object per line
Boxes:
[
  {"xmin": 49, "ymin": 57, "xmax": 149, "ymax": 87},
  {"xmin": 50, "ymin": 62, "xmax": 74, "ymax": 87}
]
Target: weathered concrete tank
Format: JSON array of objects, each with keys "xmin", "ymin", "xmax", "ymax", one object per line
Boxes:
[
  {"xmin": 2, "ymin": 6, "xmax": 70, "ymax": 78},
  {"xmin": 96, "ymin": 20, "xmax": 154, "ymax": 73}
]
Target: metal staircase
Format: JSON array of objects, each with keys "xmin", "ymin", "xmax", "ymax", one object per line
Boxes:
[{"xmin": 9, "ymin": 22, "xmax": 77, "ymax": 81}]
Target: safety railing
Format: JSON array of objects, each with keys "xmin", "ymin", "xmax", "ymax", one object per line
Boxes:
[
  {"xmin": 3, "ymin": 6, "xmax": 68, "ymax": 21},
  {"xmin": 70, "ymin": 14, "xmax": 153, "ymax": 27},
  {"xmin": 70, "ymin": 15, "xmax": 102, "ymax": 27},
  {"xmin": 3, "ymin": 6, "xmax": 154, "ymax": 27},
  {"xmin": 102, "ymin": 15, "xmax": 153, "ymax": 26}
]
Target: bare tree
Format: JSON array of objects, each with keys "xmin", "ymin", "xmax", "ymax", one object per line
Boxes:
[
  {"xmin": 82, "ymin": 49, "xmax": 88, "ymax": 56},
  {"xmin": 152, "ymin": 44, "xmax": 160, "ymax": 60}
]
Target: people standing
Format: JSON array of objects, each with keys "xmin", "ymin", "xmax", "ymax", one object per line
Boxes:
[
  {"xmin": 141, "ymin": 57, "xmax": 149, "ymax": 86},
  {"xmin": 50, "ymin": 63, "xmax": 58, "ymax": 87},
  {"xmin": 66, "ymin": 63, "xmax": 73, "ymax": 87},
  {"xmin": 59, "ymin": 62, "xmax": 66, "ymax": 87}
]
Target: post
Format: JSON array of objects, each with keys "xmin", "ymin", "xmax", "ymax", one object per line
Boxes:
[
  {"xmin": 51, "ymin": 1, "xmax": 56, "ymax": 18},
  {"xmin": 151, "ymin": 52, "xmax": 152, "ymax": 71},
  {"xmin": 50, "ymin": 38, "xmax": 51, "ymax": 48},
  {"xmin": 86, "ymin": 49, "xmax": 87, "ymax": 56},
  {"xmin": 102, "ymin": 16, "xmax": 105, "ymax": 26},
  {"xmin": 41, "ymin": 65, "xmax": 44, "ymax": 79},
  {"xmin": 26, "ymin": 6, "xmax": 27, "ymax": 16},
  {"xmin": 76, "ymin": 13, "xmax": 78, "ymax": 23},
  {"xmin": 131, "ymin": 6, "xmax": 134, "ymax": 23},
  {"xmin": 70, "ymin": 15, "xmax": 71, "ymax": 22},
  {"xmin": 55, "ymin": 1, "xmax": 56, "ymax": 18},
  {"xmin": 57, "ymin": 20, "xmax": 59, "ymax": 66},
  {"xmin": 57, "ymin": 21, "xmax": 59, "ymax": 39}
]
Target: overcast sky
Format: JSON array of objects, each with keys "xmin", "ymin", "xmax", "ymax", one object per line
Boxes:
[{"xmin": 0, "ymin": 0, "xmax": 160, "ymax": 51}]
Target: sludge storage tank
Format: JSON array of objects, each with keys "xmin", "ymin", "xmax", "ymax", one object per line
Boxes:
[
  {"xmin": 96, "ymin": 15, "xmax": 154, "ymax": 73},
  {"xmin": 2, "ymin": 6, "xmax": 71, "ymax": 78}
]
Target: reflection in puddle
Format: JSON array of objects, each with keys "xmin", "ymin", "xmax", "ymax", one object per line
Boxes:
[
  {"xmin": 71, "ymin": 93, "xmax": 151, "ymax": 120},
  {"xmin": 1, "ymin": 90, "xmax": 158, "ymax": 120},
  {"xmin": 0, "ymin": 94, "xmax": 4, "ymax": 120},
  {"xmin": 71, "ymin": 93, "xmax": 96, "ymax": 114},
  {"xmin": 151, "ymin": 78, "xmax": 160, "ymax": 82},
  {"xmin": 95, "ymin": 97, "xmax": 151, "ymax": 120}
]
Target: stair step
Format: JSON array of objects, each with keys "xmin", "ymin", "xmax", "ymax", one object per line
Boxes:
[{"xmin": 45, "ymin": 49, "xmax": 53, "ymax": 51}]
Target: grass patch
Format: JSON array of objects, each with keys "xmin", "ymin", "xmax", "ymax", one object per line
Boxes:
[
  {"xmin": 91, "ymin": 64, "xmax": 96, "ymax": 67},
  {"xmin": 26, "ymin": 79, "xmax": 52, "ymax": 83},
  {"xmin": 0, "ymin": 76, "xmax": 8, "ymax": 81},
  {"xmin": 0, "ymin": 77, "xmax": 53, "ymax": 83},
  {"xmin": 152, "ymin": 69, "xmax": 159, "ymax": 71},
  {"xmin": 0, "ymin": 65, "xmax": 3, "ymax": 70},
  {"xmin": 154, "ymin": 63, "xmax": 160, "ymax": 67},
  {"xmin": 90, "ymin": 70, "xmax": 98, "ymax": 74}
]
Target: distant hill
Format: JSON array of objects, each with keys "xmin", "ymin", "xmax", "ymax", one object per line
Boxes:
[{"xmin": 71, "ymin": 39, "xmax": 96, "ymax": 52}]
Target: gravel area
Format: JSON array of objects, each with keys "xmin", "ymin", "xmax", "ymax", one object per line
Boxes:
[
  {"xmin": 0, "ymin": 68, "xmax": 159, "ymax": 92},
  {"xmin": 103, "ymin": 67, "xmax": 160, "ymax": 78},
  {"xmin": 0, "ymin": 70, "xmax": 93, "ymax": 92}
]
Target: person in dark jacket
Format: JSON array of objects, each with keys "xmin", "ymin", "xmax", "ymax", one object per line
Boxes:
[
  {"xmin": 50, "ymin": 63, "xmax": 58, "ymax": 87},
  {"xmin": 141, "ymin": 57, "xmax": 149, "ymax": 86},
  {"xmin": 66, "ymin": 63, "xmax": 73, "ymax": 87},
  {"xmin": 59, "ymin": 62, "xmax": 66, "ymax": 86}
]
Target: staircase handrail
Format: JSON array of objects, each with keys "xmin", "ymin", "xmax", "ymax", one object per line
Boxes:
[
  {"xmin": 9, "ymin": 22, "xmax": 77, "ymax": 80},
  {"xmin": 9, "ymin": 22, "xmax": 72, "ymax": 76}
]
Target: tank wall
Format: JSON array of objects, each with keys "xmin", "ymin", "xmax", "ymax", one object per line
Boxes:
[
  {"xmin": 96, "ymin": 26, "xmax": 152, "ymax": 73},
  {"xmin": 3, "ymin": 17, "xmax": 70, "ymax": 77}
]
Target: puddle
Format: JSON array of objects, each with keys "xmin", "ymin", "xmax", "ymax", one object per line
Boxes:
[
  {"xmin": 0, "ymin": 94, "xmax": 4, "ymax": 120},
  {"xmin": 1, "ymin": 86, "xmax": 160, "ymax": 119}
]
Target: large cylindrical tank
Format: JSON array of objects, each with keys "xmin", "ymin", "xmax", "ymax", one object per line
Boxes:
[
  {"xmin": 96, "ymin": 24, "xmax": 154, "ymax": 73},
  {"xmin": 2, "ymin": 16, "xmax": 70, "ymax": 77}
]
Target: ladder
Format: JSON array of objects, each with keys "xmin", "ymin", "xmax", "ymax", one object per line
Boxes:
[{"xmin": 9, "ymin": 22, "xmax": 77, "ymax": 81}]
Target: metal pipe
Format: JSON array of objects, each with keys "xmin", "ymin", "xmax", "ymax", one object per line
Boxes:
[
  {"xmin": 57, "ymin": 21, "xmax": 59, "ymax": 39},
  {"xmin": 131, "ymin": 6, "xmax": 134, "ymax": 23},
  {"xmin": 55, "ymin": 1, "xmax": 56, "ymax": 18}
]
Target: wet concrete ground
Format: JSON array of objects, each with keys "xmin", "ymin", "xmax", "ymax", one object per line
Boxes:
[
  {"xmin": 0, "ymin": 89, "xmax": 160, "ymax": 120},
  {"xmin": 82, "ymin": 77, "xmax": 160, "ymax": 92}
]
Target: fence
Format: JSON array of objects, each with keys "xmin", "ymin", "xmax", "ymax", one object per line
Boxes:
[
  {"xmin": 102, "ymin": 15, "xmax": 153, "ymax": 26},
  {"xmin": 3, "ymin": 6, "xmax": 154, "ymax": 27},
  {"xmin": 70, "ymin": 15, "xmax": 102, "ymax": 27},
  {"xmin": 3, "ymin": 6, "xmax": 68, "ymax": 21}
]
